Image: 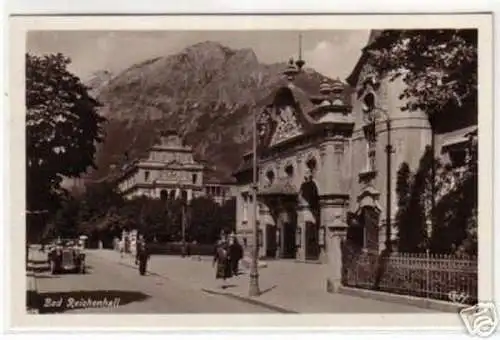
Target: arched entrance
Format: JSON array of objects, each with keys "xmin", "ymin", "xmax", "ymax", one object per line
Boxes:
[
  {"xmin": 258, "ymin": 181, "xmax": 298, "ymax": 259},
  {"xmin": 300, "ymin": 179, "xmax": 321, "ymax": 260},
  {"xmin": 280, "ymin": 209, "xmax": 298, "ymax": 258}
]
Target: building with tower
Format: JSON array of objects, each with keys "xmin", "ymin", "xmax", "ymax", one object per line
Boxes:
[
  {"xmin": 233, "ymin": 30, "xmax": 477, "ymax": 273},
  {"xmin": 115, "ymin": 130, "xmax": 236, "ymax": 203}
]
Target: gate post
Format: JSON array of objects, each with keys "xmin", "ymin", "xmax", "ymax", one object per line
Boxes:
[{"xmin": 320, "ymin": 194, "xmax": 350, "ymax": 293}]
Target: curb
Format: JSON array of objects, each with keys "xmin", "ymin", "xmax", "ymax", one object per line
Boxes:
[
  {"xmin": 201, "ymin": 288, "xmax": 297, "ymax": 314},
  {"xmin": 338, "ymin": 286, "xmax": 468, "ymax": 313}
]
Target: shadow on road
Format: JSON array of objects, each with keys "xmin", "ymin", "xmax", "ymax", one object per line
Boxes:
[{"xmin": 36, "ymin": 290, "xmax": 151, "ymax": 314}]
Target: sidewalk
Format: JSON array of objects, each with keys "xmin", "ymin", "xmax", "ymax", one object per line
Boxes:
[
  {"xmin": 90, "ymin": 249, "xmax": 435, "ymax": 313},
  {"xmin": 26, "ymin": 246, "xmax": 46, "ymax": 313}
]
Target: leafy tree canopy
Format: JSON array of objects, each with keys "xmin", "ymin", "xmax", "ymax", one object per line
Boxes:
[
  {"xmin": 367, "ymin": 30, "xmax": 477, "ymax": 127},
  {"xmin": 26, "ymin": 53, "xmax": 106, "ymax": 212}
]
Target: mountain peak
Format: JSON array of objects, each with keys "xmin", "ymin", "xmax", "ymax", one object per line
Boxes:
[{"xmin": 90, "ymin": 43, "xmax": 330, "ymax": 181}]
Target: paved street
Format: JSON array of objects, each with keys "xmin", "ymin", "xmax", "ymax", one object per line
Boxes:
[
  {"xmin": 91, "ymin": 249, "xmax": 436, "ymax": 313},
  {"xmin": 28, "ymin": 248, "xmax": 438, "ymax": 314},
  {"xmin": 31, "ymin": 250, "xmax": 275, "ymax": 314}
]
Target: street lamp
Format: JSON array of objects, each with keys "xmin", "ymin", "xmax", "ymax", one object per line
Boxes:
[
  {"xmin": 180, "ymin": 188, "xmax": 190, "ymax": 257},
  {"xmin": 248, "ymin": 94, "xmax": 261, "ymax": 297},
  {"xmin": 368, "ymin": 107, "xmax": 394, "ymax": 252}
]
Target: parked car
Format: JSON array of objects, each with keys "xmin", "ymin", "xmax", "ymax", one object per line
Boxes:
[{"xmin": 48, "ymin": 239, "xmax": 86, "ymax": 274}]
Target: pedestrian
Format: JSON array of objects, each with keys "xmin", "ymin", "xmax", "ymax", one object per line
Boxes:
[
  {"xmin": 137, "ymin": 236, "xmax": 150, "ymax": 276},
  {"xmin": 229, "ymin": 236, "xmax": 243, "ymax": 276},
  {"xmin": 119, "ymin": 239, "xmax": 125, "ymax": 258},
  {"xmin": 213, "ymin": 240, "xmax": 232, "ymax": 289},
  {"xmin": 135, "ymin": 235, "xmax": 144, "ymax": 265}
]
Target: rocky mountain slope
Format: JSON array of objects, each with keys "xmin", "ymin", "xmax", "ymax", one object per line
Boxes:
[{"xmin": 87, "ymin": 41, "xmax": 331, "ymax": 182}]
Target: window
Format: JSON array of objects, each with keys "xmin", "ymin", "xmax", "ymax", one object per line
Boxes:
[
  {"xmin": 192, "ymin": 173, "xmax": 197, "ymax": 184},
  {"xmin": 266, "ymin": 170, "xmax": 275, "ymax": 185},
  {"xmin": 306, "ymin": 158, "xmax": 317, "ymax": 180},
  {"xmin": 144, "ymin": 171, "xmax": 150, "ymax": 182},
  {"xmin": 362, "ymin": 92, "xmax": 376, "ymax": 114},
  {"xmin": 242, "ymin": 194, "xmax": 248, "ymax": 222},
  {"xmin": 285, "ymin": 165, "xmax": 294, "ymax": 178},
  {"xmin": 160, "ymin": 190, "xmax": 168, "ymax": 200},
  {"xmin": 365, "ymin": 142, "xmax": 376, "ymax": 172}
]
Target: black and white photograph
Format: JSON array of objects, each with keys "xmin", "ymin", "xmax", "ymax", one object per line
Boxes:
[{"xmin": 8, "ymin": 14, "xmax": 494, "ymax": 333}]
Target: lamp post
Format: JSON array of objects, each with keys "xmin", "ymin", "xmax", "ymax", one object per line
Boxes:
[
  {"xmin": 371, "ymin": 107, "xmax": 393, "ymax": 252},
  {"xmin": 384, "ymin": 118, "xmax": 394, "ymax": 252},
  {"xmin": 248, "ymin": 95, "xmax": 261, "ymax": 297},
  {"xmin": 180, "ymin": 188, "xmax": 190, "ymax": 257}
]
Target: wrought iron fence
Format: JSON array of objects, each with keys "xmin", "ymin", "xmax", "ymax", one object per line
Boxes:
[{"xmin": 342, "ymin": 246, "xmax": 478, "ymax": 305}]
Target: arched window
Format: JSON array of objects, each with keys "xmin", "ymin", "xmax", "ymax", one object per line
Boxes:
[
  {"xmin": 169, "ymin": 190, "xmax": 176, "ymax": 200},
  {"xmin": 160, "ymin": 190, "xmax": 168, "ymax": 201},
  {"xmin": 181, "ymin": 190, "xmax": 188, "ymax": 203},
  {"xmin": 192, "ymin": 173, "xmax": 198, "ymax": 184},
  {"xmin": 266, "ymin": 170, "xmax": 275, "ymax": 185},
  {"xmin": 285, "ymin": 164, "xmax": 294, "ymax": 178},
  {"xmin": 306, "ymin": 158, "xmax": 317, "ymax": 180},
  {"xmin": 362, "ymin": 92, "xmax": 376, "ymax": 114}
]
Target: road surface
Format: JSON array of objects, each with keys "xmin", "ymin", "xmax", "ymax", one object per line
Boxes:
[{"xmin": 34, "ymin": 252, "xmax": 276, "ymax": 314}]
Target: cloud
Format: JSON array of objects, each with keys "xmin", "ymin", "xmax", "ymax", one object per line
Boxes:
[{"xmin": 303, "ymin": 31, "xmax": 370, "ymax": 80}]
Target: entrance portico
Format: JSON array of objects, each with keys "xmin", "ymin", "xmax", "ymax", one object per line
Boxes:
[{"xmin": 234, "ymin": 60, "xmax": 356, "ymax": 269}]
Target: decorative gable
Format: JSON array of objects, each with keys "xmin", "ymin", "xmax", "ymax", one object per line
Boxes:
[{"xmin": 269, "ymin": 105, "xmax": 304, "ymax": 146}]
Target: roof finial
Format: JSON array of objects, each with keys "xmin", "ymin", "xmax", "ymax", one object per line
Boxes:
[{"xmin": 295, "ymin": 33, "xmax": 305, "ymax": 71}]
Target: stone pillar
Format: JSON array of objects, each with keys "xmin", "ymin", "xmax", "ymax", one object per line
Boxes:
[
  {"xmin": 319, "ymin": 139, "xmax": 352, "ymax": 293},
  {"xmin": 296, "ymin": 209, "xmax": 306, "ymax": 261},
  {"xmin": 275, "ymin": 226, "xmax": 281, "ymax": 259},
  {"xmin": 321, "ymin": 195, "xmax": 349, "ymax": 293},
  {"xmin": 277, "ymin": 212, "xmax": 285, "ymax": 258}
]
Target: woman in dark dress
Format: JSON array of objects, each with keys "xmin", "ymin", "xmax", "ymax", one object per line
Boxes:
[
  {"xmin": 213, "ymin": 240, "xmax": 232, "ymax": 288},
  {"xmin": 229, "ymin": 237, "xmax": 243, "ymax": 276}
]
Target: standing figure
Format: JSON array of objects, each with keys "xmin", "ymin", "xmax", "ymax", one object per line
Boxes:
[
  {"xmin": 213, "ymin": 240, "xmax": 232, "ymax": 289},
  {"xmin": 137, "ymin": 236, "xmax": 150, "ymax": 276},
  {"xmin": 229, "ymin": 236, "xmax": 243, "ymax": 276}
]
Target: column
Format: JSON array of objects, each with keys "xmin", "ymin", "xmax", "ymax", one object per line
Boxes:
[
  {"xmin": 277, "ymin": 212, "xmax": 285, "ymax": 258},
  {"xmin": 295, "ymin": 204, "xmax": 308, "ymax": 262}
]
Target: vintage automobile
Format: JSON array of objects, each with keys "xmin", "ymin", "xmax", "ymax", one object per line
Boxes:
[{"xmin": 48, "ymin": 239, "xmax": 86, "ymax": 274}]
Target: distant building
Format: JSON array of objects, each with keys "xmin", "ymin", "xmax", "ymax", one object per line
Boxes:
[{"xmin": 115, "ymin": 130, "xmax": 236, "ymax": 203}]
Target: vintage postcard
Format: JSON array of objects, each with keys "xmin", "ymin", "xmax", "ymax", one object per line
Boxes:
[{"xmin": 7, "ymin": 14, "xmax": 495, "ymax": 333}]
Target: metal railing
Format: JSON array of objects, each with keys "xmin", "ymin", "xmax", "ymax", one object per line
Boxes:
[{"xmin": 342, "ymin": 247, "xmax": 477, "ymax": 305}]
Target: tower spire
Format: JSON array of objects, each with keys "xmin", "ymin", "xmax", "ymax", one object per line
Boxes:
[{"xmin": 295, "ymin": 33, "xmax": 305, "ymax": 71}]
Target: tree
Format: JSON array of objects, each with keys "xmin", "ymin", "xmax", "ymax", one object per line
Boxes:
[
  {"xmin": 396, "ymin": 147, "xmax": 433, "ymax": 253},
  {"xmin": 366, "ymin": 30, "xmax": 477, "ymax": 123},
  {"xmin": 395, "ymin": 162, "xmax": 412, "ymax": 249},
  {"xmin": 431, "ymin": 137, "xmax": 478, "ymax": 255},
  {"xmin": 78, "ymin": 181, "xmax": 124, "ymax": 223},
  {"xmin": 367, "ymin": 30, "xmax": 478, "ymax": 253},
  {"xmin": 52, "ymin": 195, "xmax": 81, "ymax": 238},
  {"xmin": 26, "ymin": 53, "xmax": 106, "ymax": 214}
]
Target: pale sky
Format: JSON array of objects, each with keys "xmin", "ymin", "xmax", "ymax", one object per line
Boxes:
[{"xmin": 27, "ymin": 30, "xmax": 370, "ymax": 81}]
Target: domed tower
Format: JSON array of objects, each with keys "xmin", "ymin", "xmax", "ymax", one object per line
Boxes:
[{"xmin": 308, "ymin": 77, "xmax": 352, "ymax": 124}]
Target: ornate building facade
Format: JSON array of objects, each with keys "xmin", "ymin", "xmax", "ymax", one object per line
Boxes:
[
  {"xmin": 233, "ymin": 30, "xmax": 477, "ymax": 268},
  {"xmin": 116, "ymin": 130, "xmax": 236, "ymax": 203}
]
